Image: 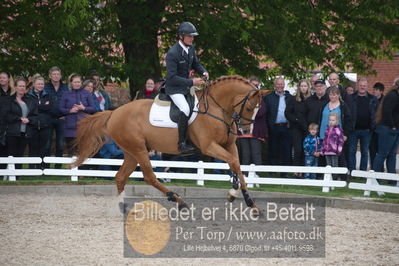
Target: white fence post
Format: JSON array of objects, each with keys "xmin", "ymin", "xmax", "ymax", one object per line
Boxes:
[
  {"xmin": 8, "ymin": 156, "xmax": 16, "ymax": 181},
  {"xmin": 246, "ymin": 164, "xmax": 255, "ymax": 188},
  {"xmin": 364, "ymin": 171, "xmax": 384, "ymax": 196},
  {"xmin": 197, "ymin": 161, "xmax": 204, "ymax": 186},
  {"xmin": 71, "ymin": 156, "xmax": 78, "ymax": 182},
  {"xmin": 322, "ymin": 165, "xmax": 332, "ymax": 193}
]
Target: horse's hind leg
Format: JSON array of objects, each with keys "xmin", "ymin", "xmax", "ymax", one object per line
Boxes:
[
  {"xmin": 116, "ymin": 153, "xmax": 138, "ymax": 194},
  {"xmin": 132, "ymin": 150, "xmax": 188, "ymax": 210},
  {"xmin": 115, "ymin": 153, "xmax": 138, "ymax": 212}
]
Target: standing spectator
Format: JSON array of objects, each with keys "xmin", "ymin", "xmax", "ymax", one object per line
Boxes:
[
  {"xmin": 5, "ymin": 77, "xmax": 38, "ymax": 167},
  {"xmin": 285, "ymin": 79, "xmax": 311, "ymax": 176},
  {"xmin": 310, "ymin": 74, "xmax": 319, "ymax": 95},
  {"xmin": 305, "ymin": 79, "xmax": 338, "ymax": 173},
  {"xmin": 326, "ymin": 72, "xmax": 346, "ymax": 99},
  {"xmin": 28, "ymin": 75, "xmax": 53, "ymax": 169},
  {"xmin": 319, "ymin": 87, "xmax": 353, "ymax": 179},
  {"xmin": 90, "ymin": 72, "xmax": 113, "ymax": 111},
  {"xmin": 82, "ymin": 79, "xmax": 101, "ymax": 113},
  {"xmin": 44, "ymin": 66, "xmax": 68, "ymax": 167},
  {"xmin": 155, "ymin": 78, "xmax": 165, "ymax": 91},
  {"xmin": 303, "ymin": 123, "xmax": 322, "ymax": 179},
  {"xmin": 134, "ymin": 78, "xmax": 159, "ymax": 100},
  {"xmin": 305, "ymin": 79, "xmax": 329, "ymax": 127},
  {"xmin": 321, "ymin": 113, "xmax": 345, "ymax": 179},
  {"xmin": 372, "ymin": 78, "xmax": 399, "ymax": 174},
  {"xmin": 237, "ymin": 77, "xmax": 267, "ymax": 173},
  {"xmin": 369, "ymin": 82, "xmax": 385, "ymax": 167},
  {"xmin": 59, "ymin": 74, "xmax": 95, "ymax": 156},
  {"xmin": 264, "ymin": 77, "xmax": 293, "ymax": 169},
  {"xmin": 0, "ymin": 71, "xmax": 15, "ymax": 97},
  {"xmin": 319, "ymin": 87, "xmax": 352, "ymax": 144},
  {"xmin": 0, "ymin": 71, "xmax": 15, "ymax": 160},
  {"xmin": 346, "ymin": 86, "xmax": 355, "ymax": 95},
  {"xmin": 347, "ymin": 78, "xmax": 378, "ymax": 172}
]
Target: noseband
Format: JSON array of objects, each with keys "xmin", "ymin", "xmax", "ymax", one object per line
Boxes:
[
  {"xmin": 231, "ymin": 88, "xmax": 259, "ymax": 127},
  {"xmin": 196, "ymin": 85, "xmax": 259, "ymax": 136}
]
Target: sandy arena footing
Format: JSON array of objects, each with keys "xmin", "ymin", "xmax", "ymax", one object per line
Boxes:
[{"xmin": 0, "ymin": 186, "xmax": 398, "ymax": 265}]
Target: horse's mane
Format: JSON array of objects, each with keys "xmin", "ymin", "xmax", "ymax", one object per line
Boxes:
[{"xmin": 209, "ymin": 75, "xmax": 252, "ymax": 88}]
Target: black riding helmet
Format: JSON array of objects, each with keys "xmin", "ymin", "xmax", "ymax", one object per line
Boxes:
[{"xmin": 177, "ymin": 22, "xmax": 199, "ymax": 36}]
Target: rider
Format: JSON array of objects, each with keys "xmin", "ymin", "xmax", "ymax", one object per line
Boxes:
[{"xmin": 165, "ymin": 22, "xmax": 209, "ymax": 153}]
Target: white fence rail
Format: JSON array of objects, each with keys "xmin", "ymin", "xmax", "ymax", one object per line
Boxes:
[
  {"xmin": 0, "ymin": 157, "xmax": 43, "ymax": 181},
  {"xmin": 0, "ymin": 156, "xmax": 349, "ymax": 192},
  {"xmin": 348, "ymin": 170, "xmax": 399, "ymax": 196}
]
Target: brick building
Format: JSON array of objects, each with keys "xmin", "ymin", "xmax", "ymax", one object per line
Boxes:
[{"xmin": 360, "ymin": 52, "xmax": 399, "ymax": 92}]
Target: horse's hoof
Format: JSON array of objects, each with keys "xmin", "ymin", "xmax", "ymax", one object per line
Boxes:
[
  {"xmin": 250, "ymin": 206, "xmax": 262, "ymax": 217},
  {"xmin": 227, "ymin": 193, "xmax": 236, "ymax": 202},
  {"xmin": 178, "ymin": 202, "xmax": 189, "ymax": 211}
]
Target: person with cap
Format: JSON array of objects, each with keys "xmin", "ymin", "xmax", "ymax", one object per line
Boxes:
[
  {"xmin": 165, "ymin": 22, "xmax": 209, "ymax": 153},
  {"xmin": 305, "ymin": 79, "xmax": 329, "ymax": 127}
]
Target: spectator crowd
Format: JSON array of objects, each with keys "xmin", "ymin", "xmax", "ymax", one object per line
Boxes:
[
  {"xmin": 0, "ymin": 67, "xmax": 114, "ymax": 169},
  {"xmin": 0, "ymin": 67, "xmax": 398, "ymax": 181},
  {"xmin": 245, "ymin": 74, "xmax": 399, "ymax": 180}
]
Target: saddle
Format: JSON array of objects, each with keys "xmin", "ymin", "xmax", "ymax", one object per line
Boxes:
[{"xmin": 154, "ymin": 87, "xmax": 196, "ymax": 123}]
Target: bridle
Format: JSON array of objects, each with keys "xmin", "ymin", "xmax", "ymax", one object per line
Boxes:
[{"xmin": 195, "ymin": 81, "xmax": 259, "ymax": 136}]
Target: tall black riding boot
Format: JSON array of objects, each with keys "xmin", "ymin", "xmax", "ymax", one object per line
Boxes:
[{"xmin": 177, "ymin": 112, "xmax": 195, "ymax": 154}]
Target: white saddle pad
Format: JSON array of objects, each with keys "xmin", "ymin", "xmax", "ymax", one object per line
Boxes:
[{"xmin": 149, "ymin": 95, "xmax": 199, "ymax": 128}]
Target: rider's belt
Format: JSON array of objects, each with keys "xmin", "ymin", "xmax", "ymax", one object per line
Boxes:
[{"xmin": 274, "ymin": 123, "xmax": 288, "ymax": 127}]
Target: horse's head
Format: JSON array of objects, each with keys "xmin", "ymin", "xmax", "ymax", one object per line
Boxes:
[
  {"xmin": 204, "ymin": 76, "xmax": 270, "ymax": 134},
  {"xmin": 233, "ymin": 89, "xmax": 268, "ymax": 134}
]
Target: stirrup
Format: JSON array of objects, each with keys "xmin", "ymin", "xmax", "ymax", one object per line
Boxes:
[{"xmin": 178, "ymin": 142, "xmax": 196, "ymax": 154}]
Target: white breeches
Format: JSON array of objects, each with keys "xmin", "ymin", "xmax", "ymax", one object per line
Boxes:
[{"xmin": 170, "ymin": 94, "xmax": 190, "ymax": 117}]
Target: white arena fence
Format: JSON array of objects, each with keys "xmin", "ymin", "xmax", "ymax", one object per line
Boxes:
[
  {"xmin": 349, "ymin": 170, "xmax": 399, "ymax": 196},
  {"xmin": 0, "ymin": 156, "xmax": 397, "ymax": 194}
]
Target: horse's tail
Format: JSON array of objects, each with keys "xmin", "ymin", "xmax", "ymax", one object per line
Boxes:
[{"xmin": 73, "ymin": 110, "xmax": 113, "ymax": 167}]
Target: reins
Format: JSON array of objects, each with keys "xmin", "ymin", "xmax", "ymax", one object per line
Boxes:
[{"xmin": 194, "ymin": 79, "xmax": 259, "ymax": 137}]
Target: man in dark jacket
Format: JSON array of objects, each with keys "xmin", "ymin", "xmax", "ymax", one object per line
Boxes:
[
  {"xmin": 369, "ymin": 82, "xmax": 385, "ymax": 167},
  {"xmin": 347, "ymin": 78, "xmax": 378, "ymax": 172},
  {"xmin": 264, "ymin": 77, "xmax": 293, "ymax": 168},
  {"xmin": 165, "ymin": 22, "xmax": 208, "ymax": 153},
  {"xmin": 43, "ymin": 66, "xmax": 68, "ymax": 167},
  {"xmin": 305, "ymin": 79, "xmax": 329, "ymax": 126},
  {"xmin": 28, "ymin": 82, "xmax": 53, "ymax": 168}
]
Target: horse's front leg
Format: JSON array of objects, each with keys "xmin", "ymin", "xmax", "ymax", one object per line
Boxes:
[
  {"xmin": 201, "ymin": 142, "xmax": 257, "ymax": 209},
  {"xmin": 224, "ymin": 142, "xmax": 256, "ymax": 208}
]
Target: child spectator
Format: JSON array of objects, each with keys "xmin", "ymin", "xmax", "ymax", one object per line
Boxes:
[
  {"xmin": 303, "ymin": 123, "xmax": 321, "ymax": 179},
  {"xmin": 321, "ymin": 113, "xmax": 345, "ymax": 179}
]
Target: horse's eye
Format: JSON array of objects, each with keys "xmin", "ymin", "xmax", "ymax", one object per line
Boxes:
[{"xmin": 246, "ymin": 108, "xmax": 252, "ymax": 112}]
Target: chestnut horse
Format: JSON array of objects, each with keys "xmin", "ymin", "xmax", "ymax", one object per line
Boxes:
[{"xmin": 74, "ymin": 75, "xmax": 262, "ymax": 210}]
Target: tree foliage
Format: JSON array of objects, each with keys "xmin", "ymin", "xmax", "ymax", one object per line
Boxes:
[{"xmin": 1, "ymin": 0, "xmax": 398, "ymax": 97}]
